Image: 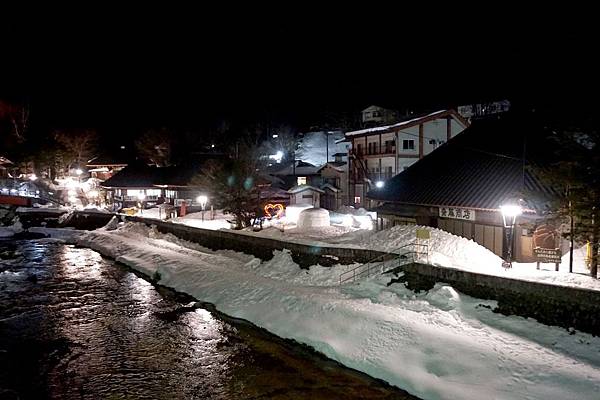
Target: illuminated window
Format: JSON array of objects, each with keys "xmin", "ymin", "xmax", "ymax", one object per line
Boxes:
[
  {"xmin": 354, "ymin": 196, "xmax": 361, "ymax": 204},
  {"xmin": 297, "ymin": 176, "xmax": 307, "ymax": 185}
]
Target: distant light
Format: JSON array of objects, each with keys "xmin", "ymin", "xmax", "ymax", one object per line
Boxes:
[
  {"xmin": 120, "ymin": 145, "xmax": 126, "ymax": 149},
  {"xmin": 75, "ymin": 168, "xmax": 83, "ymax": 175},
  {"xmin": 375, "ymin": 181, "xmax": 385, "ymax": 188},
  {"xmin": 89, "ymin": 190, "xmax": 98, "ymax": 198},
  {"xmin": 1, "ymin": 188, "xmax": 8, "ymax": 192},
  {"xmin": 29, "ymin": 174, "xmax": 37, "ymax": 181},
  {"xmin": 211, "ymin": 144, "xmax": 215, "ymax": 148},
  {"xmin": 272, "ymin": 134, "xmax": 278, "ymax": 138},
  {"xmin": 10, "ymin": 189, "xmax": 18, "ymax": 193},
  {"xmin": 48, "ymin": 192, "xmax": 54, "ymax": 195},
  {"xmin": 137, "ymin": 192, "xmax": 146, "ymax": 201}
]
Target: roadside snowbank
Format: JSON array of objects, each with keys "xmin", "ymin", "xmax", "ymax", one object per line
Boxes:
[{"xmin": 38, "ymin": 223, "xmax": 600, "ymax": 400}]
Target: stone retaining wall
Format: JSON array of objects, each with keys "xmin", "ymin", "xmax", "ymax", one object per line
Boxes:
[
  {"xmin": 399, "ymin": 262, "xmax": 600, "ymax": 336},
  {"xmin": 93, "ymin": 215, "xmax": 600, "ymax": 335}
]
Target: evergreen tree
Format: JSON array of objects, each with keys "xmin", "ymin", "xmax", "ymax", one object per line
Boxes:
[{"xmin": 532, "ymin": 124, "xmax": 600, "ymax": 278}]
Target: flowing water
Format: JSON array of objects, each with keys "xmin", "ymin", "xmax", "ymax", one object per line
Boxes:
[{"xmin": 0, "ymin": 239, "xmax": 416, "ymax": 399}]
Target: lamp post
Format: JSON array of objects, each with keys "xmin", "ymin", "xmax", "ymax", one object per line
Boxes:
[
  {"xmin": 197, "ymin": 195, "xmax": 208, "ymax": 221},
  {"xmin": 75, "ymin": 168, "xmax": 83, "ymax": 185},
  {"xmin": 137, "ymin": 192, "xmax": 146, "ymax": 215},
  {"xmin": 500, "ymin": 204, "xmax": 522, "ymax": 268}
]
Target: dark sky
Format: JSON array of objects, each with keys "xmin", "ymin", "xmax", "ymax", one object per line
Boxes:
[{"xmin": 1, "ymin": 7, "xmax": 598, "ymax": 138}]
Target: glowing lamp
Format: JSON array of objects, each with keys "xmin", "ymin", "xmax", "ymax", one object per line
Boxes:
[{"xmin": 375, "ymin": 181, "xmax": 384, "ymax": 189}]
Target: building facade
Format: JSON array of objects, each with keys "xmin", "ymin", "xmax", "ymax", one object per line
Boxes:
[{"xmin": 346, "ymin": 109, "xmax": 469, "ymax": 208}]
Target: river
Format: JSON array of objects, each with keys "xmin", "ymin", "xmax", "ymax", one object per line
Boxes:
[{"xmin": 0, "ymin": 238, "xmax": 415, "ymax": 399}]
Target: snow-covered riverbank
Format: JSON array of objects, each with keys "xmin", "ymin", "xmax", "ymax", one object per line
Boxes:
[{"xmin": 33, "ymin": 223, "xmax": 600, "ymax": 400}]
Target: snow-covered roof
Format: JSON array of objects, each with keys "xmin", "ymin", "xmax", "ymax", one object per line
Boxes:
[
  {"xmin": 271, "ymin": 161, "xmax": 321, "ymax": 176},
  {"xmin": 346, "ymin": 109, "xmax": 468, "ymax": 137},
  {"xmin": 317, "ymin": 162, "xmax": 347, "ymax": 173},
  {"xmin": 0, "ymin": 156, "xmax": 13, "ymax": 166},
  {"xmin": 320, "ymin": 183, "xmax": 340, "ymax": 192},
  {"xmin": 287, "ymin": 184, "xmax": 324, "ymax": 194}
]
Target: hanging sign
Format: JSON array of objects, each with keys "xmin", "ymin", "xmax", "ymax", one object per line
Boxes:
[{"xmin": 439, "ymin": 207, "xmax": 475, "ymax": 221}]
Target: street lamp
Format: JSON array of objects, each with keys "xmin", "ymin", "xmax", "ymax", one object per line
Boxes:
[
  {"xmin": 75, "ymin": 168, "xmax": 83, "ymax": 184},
  {"xmin": 375, "ymin": 181, "xmax": 385, "ymax": 188},
  {"xmin": 197, "ymin": 195, "xmax": 208, "ymax": 221},
  {"xmin": 500, "ymin": 204, "xmax": 522, "ymax": 268},
  {"xmin": 137, "ymin": 192, "xmax": 146, "ymax": 215}
]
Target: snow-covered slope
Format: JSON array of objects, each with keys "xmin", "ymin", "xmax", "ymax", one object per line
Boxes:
[{"xmin": 295, "ymin": 130, "xmax": 348, "ymax": 165}]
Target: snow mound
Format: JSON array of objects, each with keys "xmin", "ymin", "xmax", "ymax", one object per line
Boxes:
[
  {"xmin": 284, "ymin": 204, "xmax": 313, "ymax": 223},
  {"xmin": 297, "ymin": 208, "xmax": 330, "ymax": 230},
  {"xmin": 360, "ymin": 224, "xmax": 502, "ymax": 271},
  {"xmin": 100, "ymin": 216, "xmax": 120, "ymax": 231}
]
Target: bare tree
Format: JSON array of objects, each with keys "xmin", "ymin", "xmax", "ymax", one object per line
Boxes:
[
  {"xmin": 54, "ymin": 129, "xmax": 99, "ymax": 171},
  {"xmin": 0, "ymin": 99, "xmax": 30, "ymax": 143},
  {"xmin": 135, "ymin": 128, "xmax": 173, "ymax": 167},
  {"xmin": 191, "ymin": 139, "xmax": 267, "ymax": 229}
]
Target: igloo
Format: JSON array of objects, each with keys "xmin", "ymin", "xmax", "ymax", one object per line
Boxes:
[{"xmin": 297, "ymin": 208, "xmax": 330, "ymax": 229}]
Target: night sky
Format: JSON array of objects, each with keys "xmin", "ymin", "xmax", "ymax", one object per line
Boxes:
[{"xmin": 1, "ymin": 7, "xmax": 598, "ymax": 142}]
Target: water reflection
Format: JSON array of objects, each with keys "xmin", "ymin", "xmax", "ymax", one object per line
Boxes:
[{"xmin": 0, "ymin": 240, "xmax": 415, "ymax": 400}]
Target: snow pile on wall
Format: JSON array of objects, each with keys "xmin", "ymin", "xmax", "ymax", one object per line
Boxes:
[
  {"xmin": 359, "ymin": 224, "xmax": 502, "ymax": 271},
  {"xmin": 297, "ymin": 208, "xmax": 330, "ymax": 230},
  {"xmin": 284, "ymin": 204, "xmax": 313, "ymax": 224}
]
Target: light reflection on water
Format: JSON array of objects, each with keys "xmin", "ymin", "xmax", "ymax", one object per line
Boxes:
[{"xmin": 0, "ymin": 240, "xmax": 415, "ymax": 400}]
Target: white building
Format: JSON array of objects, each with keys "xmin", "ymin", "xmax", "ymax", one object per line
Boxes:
[{"xmin": 345, "ymin": 109, "xmax": 469, "ymax": 208}]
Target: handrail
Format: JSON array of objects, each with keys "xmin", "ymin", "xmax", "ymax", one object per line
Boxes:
[{"xmin": 339, "ymin": 241, "xmax": 429, "ymax": 285}]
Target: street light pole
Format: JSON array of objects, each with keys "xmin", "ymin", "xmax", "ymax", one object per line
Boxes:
[
  {"xmin": 197, "ymin": 195, "xmax": 208, "ymax": 222},
  {"xmin": 500, "ymin": 204, "xmax": 522, "ymax": 269}
]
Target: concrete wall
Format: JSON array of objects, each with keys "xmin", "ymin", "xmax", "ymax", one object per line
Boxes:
[{"xmin": 125, "ymin": 216, "xmax": 387, "ymax": 268}]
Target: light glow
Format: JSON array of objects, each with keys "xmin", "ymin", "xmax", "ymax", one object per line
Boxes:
[
  {"xmin": 75, "ymin": 168, "xmax": 83, "ymax": 175},
  {"xmin": 500, "ymin": 204, "xmax": 522, "ymax": 218},
  {"xmin": 375, "ymin": 181, "xmax": 384, "ymax": 188},
  {"xmin": 197, "ymin": 195, "xmax": 208, "ymax": 208}
]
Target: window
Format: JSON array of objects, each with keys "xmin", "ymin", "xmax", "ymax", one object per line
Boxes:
[
  {"xmin": 354, "ymin": 196, "xmax": 361, "ymax": 204},
  {"xmin": 302, "ymin": 194, "xmax": 313, "ymax": 199},
  {"xmin": 403, "ymin": 139, "xmax": 415, "ymax": 150},
  {"xmin": 372, "ymin": 111, "xmax": 381, "ymax": 117},
  {"xmin": 297, "ymin": 176, "xmax": 307, "ymax": 185}
]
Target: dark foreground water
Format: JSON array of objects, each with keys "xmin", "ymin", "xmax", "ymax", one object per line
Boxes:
[{"xmin": 0, "ymin": 239, "xmax": 415, "ymax": 400}]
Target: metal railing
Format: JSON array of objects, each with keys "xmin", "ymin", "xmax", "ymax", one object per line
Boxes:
[{"xmin": 339, "ymin": 242, "xmax": 429, "ymax": 285}]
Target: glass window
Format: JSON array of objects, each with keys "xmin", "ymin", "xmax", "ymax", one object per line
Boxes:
[
  {"xmin": 403, "ymin": 139, "xmax": 415, "ymax": 150},
  {"xmin": 297, "ymin": 176, "xmax": 307, "ymax": 185}
]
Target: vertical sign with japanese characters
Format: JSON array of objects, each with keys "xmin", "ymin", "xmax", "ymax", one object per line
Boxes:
[{"xmin": 438, "ymin": 207, "xmax": 475, "ymax": 221}]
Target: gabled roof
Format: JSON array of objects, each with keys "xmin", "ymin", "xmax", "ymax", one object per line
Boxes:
[
  {"xmin": 320, "ymin": 183, "xmax": 340, "ymax": 192},
  {"xmin": 362, "ymin": 105, "xmax": 393, "ymax": 113},
  {"xmin": 271, "ymin": 161, "xmax": 321, "ymax": 176},
  {"xmin": 346, "ymin": 109, "xmax": 470, "ymax": 137},
  {"xmin": 101, "ymin": 162, "xmax": 202, "ymax": 188},
  {"xmin": 287, "ymin": 184, "xmax": 324, "ymax": 194},
  {"xmin": 87, "ymin": 156, "xmax": 129, "ymax": 167},
  {"xmin": 367, "ymin": 114, "xmax": 556, "ymax": 212},
  {"xmin": 317, "ymin": 162, "xmax": 347, "ymax": 173},
  {"xmin": 0, "ymin": 156, "xmax": 13, "ymax": 165}
]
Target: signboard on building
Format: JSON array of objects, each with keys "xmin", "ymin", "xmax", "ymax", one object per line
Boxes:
[
  {"xmin": 438, "ymin": 207, "xmax": 475, "ymax": 221},
  {"xmin": 416, "ymin": 228, "xmax": 430, "ymax": 239},
  {"xmin": 457, "ymin": 100, "xmax": 511, "ymax": 119},
  {"xmin": 533, "ymin": 247, "xmax": 561, "ymax": 263}
]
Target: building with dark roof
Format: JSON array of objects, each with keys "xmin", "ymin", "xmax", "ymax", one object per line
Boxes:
[
  {"xmin": 367, "ymin": 113, "xmax": 557, "ymax": 263},
  {"xmin": 101, "ymin": 162, "xmax": 205, "ymax": 210}
]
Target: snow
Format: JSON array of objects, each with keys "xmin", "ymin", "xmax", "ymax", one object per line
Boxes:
[
  {"xmin": 297, "ymin": 208, "xmax": 330, "ymax": 229},
  {"xmin": 295, "ymin": 130, "xmax": 348, "ymax": 165},
  {"xmin": 37, "ymin": 222, "xmax": 600, "ymax": 400},
  {"xmin": 0, "ymin": 219, "xmax": 23, "ymax": 237},
  {"xmin": 171, "ymin": 210, "xmax": 234, "ymax": 230}
]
